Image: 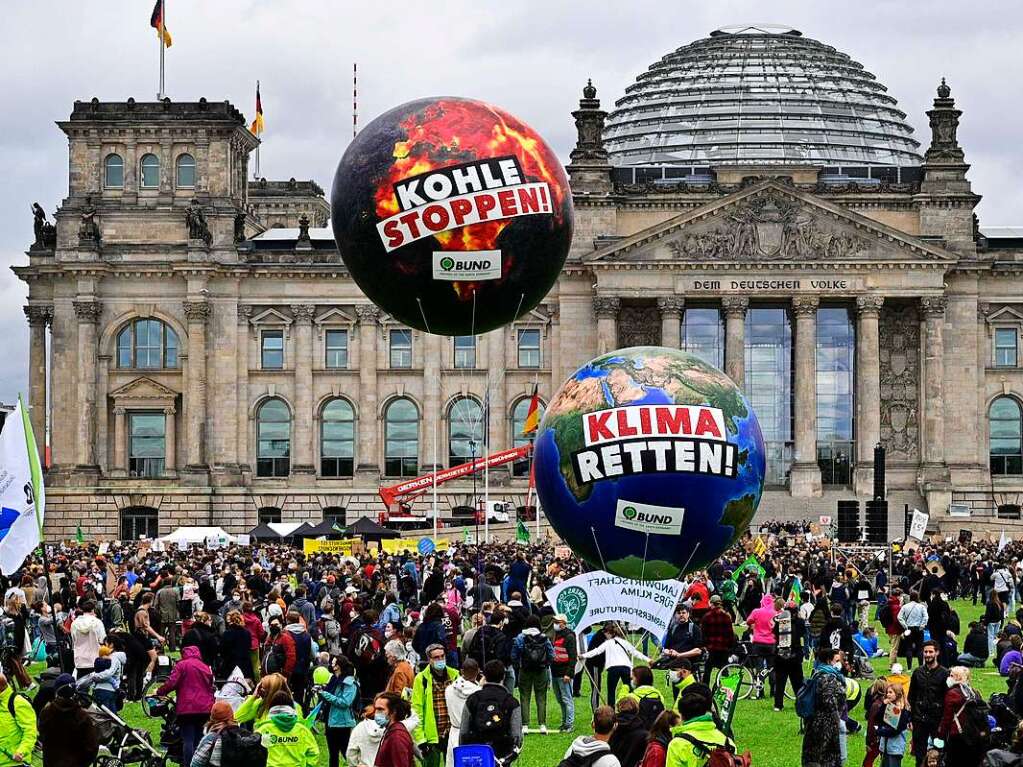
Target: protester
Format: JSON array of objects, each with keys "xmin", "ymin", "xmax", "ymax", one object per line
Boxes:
[
  {"xmin": 443, "ymin": 658, "xmax": 481, "ymax": 767},
  {"xmin": 69, "ymin": 599, "xmax": 105, "ymax": 677},
  {"xmin": 0, "ymin": 672, "xmax": 36, "ymax": 767},
  {"xmin": 801, "ymin": 648, "xmax": 846, "ymax": 767},
  {"xmin": 319, "ymin": 656, "xmax": 359, "ymax": 767},
  {"xmin": 374, "ymin": 692, "xmax": 416, "ymax": 767},
  {"xmin": 38, "ymin": 682, "xmax": 100, "ymax": 767},
  {"xmin": 411, "ymin": 643, "xmax": 458, "ymax": 767},
  {"xmin": 700, "ymin": 595, "xmax": 736, "ymax": 684},
  {"xmin": 460, "ymin": 659, "xmax": 522, "ymax": 765},
  {"xmin": 640, "ymin": 710, "xmax": 681, "ymax": 767},
  {"xmin": 581, "ymin": 623, "xmax": 650, "ymax": 704},
  {"xmin": 908, "ymin": 641, "xmax": 950, "ymax": 766},
  {"xmin": 937, "ymin": 666, "xmax": 984, "ymax": 767},
  {"xmin": 563, "ymin": 705, "xmax": 621, "ymax": 767},
  {"xmin": 665, "ymin": 683, "xmax": 735, "ymax": 767},
  {"xmin": 511, "ymin": 615, "xmax": 555, "ymax": 733},
  {"xmin": 190, "ymin": 700, "xmax": 244, "ymax": 767},
  {"xmin": 609, "ymin": 696, "xmax": 648, "ymax": 767},
  {"xmin": 876, "ymin": 683, "xmax": 911, "ymax": 767},
  {"xmin": 551, "ymin": 612, "xmax": 578, "ymax": 733},
  {"xmin": 254, "ymin": 690, "xmax": 320, "ymax": 767},
  {"xmin": 155, "ymin": 644, "xmax": 216, "ymax": 767}
]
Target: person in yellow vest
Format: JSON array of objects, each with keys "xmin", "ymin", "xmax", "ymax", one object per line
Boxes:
[
  {"xmin": 668, "ymin": 660, "xmax": 697, "ymax": 710},
  {"xmin": 665, "ymin": 684, "xmax": 737, "ymax": 767},
  {"xmin": 0, "ymin": 672, "xmax": 37, "ymax": 767}
]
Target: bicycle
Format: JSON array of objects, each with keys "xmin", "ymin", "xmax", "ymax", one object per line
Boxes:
[{"xmin": 714, "ymin": 641, "xmax": 796, "ymax": 701}]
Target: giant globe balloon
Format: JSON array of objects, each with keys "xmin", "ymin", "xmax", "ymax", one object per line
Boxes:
[
  {"xmin": 330, "ymin": 97, "xmax": 573, "ymax": 336},
  {"xmin": 534, "ymin": 346, "xmax": 766, "ymax": 580}
]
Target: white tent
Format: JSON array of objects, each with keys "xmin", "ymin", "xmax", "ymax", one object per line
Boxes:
[
  {"xmin": 267, "ymin": 522, "xmax": 307, "ymax": 538},
  {"xmin": 162, "ymin": 526, "xmax": 237, "ymax": 544}
]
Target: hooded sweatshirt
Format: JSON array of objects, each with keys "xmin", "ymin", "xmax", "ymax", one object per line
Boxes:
[
  {"xmin": 563, "ymin": 736, "xmax": 621, "ymax": 767},
  {"xmin": 77, "ymin": 651, "xmax": 127, "ymax": 693},
  {"xmin": 445, "ymin": 675, "xmax": 482, "ymax": 761},
  {"xmin": 70, "ymin": 612, "xmax": 106, "ymax": 669},
  {"xmin": 346, "ymin": 713, "xmax": 421, "ymax": 767},
  {"xmin": 155, "ymin": 645, "xmax": 214, "ymax": 715},
  {"xmin": 255, "ymin": 705, "xmax": 319, "ymax": 767},
  {"xmin": 746, "ymin": 595, "xmax": 779, "ymax": 645}
]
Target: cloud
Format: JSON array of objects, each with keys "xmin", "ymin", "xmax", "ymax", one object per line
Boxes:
[{"xmin": 2, "ymin": 1, "xmax": 1022, "ymax": 404}]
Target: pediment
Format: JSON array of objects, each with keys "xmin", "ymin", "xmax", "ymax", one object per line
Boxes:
[
  {"xmin": 987, "ymin": 306, "xmax": 1023, "ymax": 324},
  {"xmin": 250, "ymin": 308, "xmax": 292, "ymax": 326},
  {"xmin": 315, "ymin": 308, "xmax": 356, "ymax": 326},
  {"xmin": 584, "ymin": 180, "xmax": 957, "ymax": 266},
  {"xmin": 109, "ymin": 376, "xmax": 179, "ymax": 402}
]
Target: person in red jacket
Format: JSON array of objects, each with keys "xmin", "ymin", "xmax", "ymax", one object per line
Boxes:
[
  {"xmin": 684, "ymin": 574, "xmax": 711, "ymax": 621},
  {"xmin": 265, "ymin": 616, "xmax": 297, "ymax": 677},
  {"xmin": 640, "ymin": 709, "xmax": 681, "ymax": 767},
  {"xmin": 242, "ymin": 601, "xmax": 267, "ymax": 680},
  {"xmin": 937, "ymin": 666, "xmax": 983, "ymax": 767},
  {"xmin": 374, "ymin": 692, "xmax": 415, "ymax": 767},
  {"xmin": 155, "ymin": 645, "xmax": 214, "ymax": 767}
]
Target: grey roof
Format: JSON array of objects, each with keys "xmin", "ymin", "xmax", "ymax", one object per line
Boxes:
[
  {"xmin": 252, "ymin": 227, "xmax": 333, "ymax": 241},
  {"xmin": 603, "ymin": 26, "xmax": 923, "ymax": 168},
  {"xmin": 981, "ymin": 226, "xmax": 1023, "ymax": 238}
]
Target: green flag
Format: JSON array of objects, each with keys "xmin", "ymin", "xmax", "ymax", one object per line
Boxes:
[
  {"xmin": 516, "ymin": 520, "xmax": 530, "ymax": 545},
  {"xmin": 463, "ymin": 528, "xmax": 471, "ymax": 544},
  {"xmin": 76, "ymin": 525, "xmax": 84, "ymax": 544},
  {"xmin": 789, "ymin": 578, "xmax": 803, "ymax": 606},
  {"xmin": 729, "ymin": 555, "xmax": 765, "ymax": 582}
]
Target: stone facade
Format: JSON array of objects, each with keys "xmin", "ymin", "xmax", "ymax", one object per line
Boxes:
[{"xmin": 14, "ymin": 76, "xmax": 1023, "ymax": 541}]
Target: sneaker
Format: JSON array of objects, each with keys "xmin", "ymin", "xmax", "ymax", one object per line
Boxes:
[
  {"xmin": 522, "ymin": 726, "xmax": 531, "ymax": 734},
  {"xmin": 540, "ymin": 725, "xmax": 548, "ymax": 735},
  {"xmin": 773, "ymin": 707, "xmax": 783, "ymax": 712}
]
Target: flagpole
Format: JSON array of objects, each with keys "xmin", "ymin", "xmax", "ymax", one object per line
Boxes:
[
  {"xmin": 158, "ymin": 0, "xmax": 166, "ymax": 98},
  {"xmin": 254, "ymin": 80, "xmax": 261, "ymax": 180},
  {"xmin": 432, "ymin": 409, "xmax": 438, "ymax": 542}
]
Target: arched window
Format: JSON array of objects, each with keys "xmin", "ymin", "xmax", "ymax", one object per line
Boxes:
[
  {"xmin": 322, "ymin": 507, "xmax": 346, "ymax": 527},
  {"xmin": 175, "ymin": 153, "xmax": 196, "ymax": 188},
  {"xmin": 384, "ymin": 398, "xmax": 419, "ymax": 477},
  {"xmin": 140, "ymin": 153, "xmax": 160, "ymax": 188},
  {"xmin": 991, "ymin": 396, "xmax": 1023, "ymax": 476},
  {"xmin": 321, "ymin": 398, "xmax": 355, "ymax": 477},
  {"xmin": 116, "ymin": 318, "xmax": 179, "ymax": 369},
  {"xmin": 104, "ymin": 153, "xmax": 124, "ymax": 188},
  {"xmin": 511, "ymin": 397, "xmax": 545, "ymax": 476},
  {"xmin": 448, "ymin": 397, "xmax": 483, "ymax": 467},
  {"xmin": 121, "ymin": 506, "xmax": 158, "ymax": 540},
  {"xmin": 256, "ymin": 398, "xmax": 291, "ymax": 477}
]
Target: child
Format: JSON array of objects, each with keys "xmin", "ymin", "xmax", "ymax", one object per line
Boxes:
[
  {"xmin": 77, "ymin": 644, "xmax": 125, "ymax": 711},
  {"xmin": 318, "ymin": 656, "xmax": 359, "ymax": 767},
  {"xmin": 876, "ymin": 683, "xmax": 910, "ymax": 766}
]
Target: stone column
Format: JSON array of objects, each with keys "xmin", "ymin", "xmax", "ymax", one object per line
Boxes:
[
  {"xmin": 73, "ymin": 299, "xmax": 101, "ymax": 468},
  {"xmin": 24, "ymin": 305, "xmax": 52, "ymax": 461},
  {"xmin": 291, "ymin": 304, "xmax": 316, "ymax": 474},
  {"xmin": 422, "ymin": 333, "xmax": 442, "ymax": 472},
  {"xmin": 112, "ymin": 406, "xmax": 127, "ymax": 475},
  {"xmin": 164, "ymin": 405, "xmax": 176, "ymax": 473},
  {"xmin": 236, "ymin": 306, "xmax": 252, "ymax": 470},
  {"xmin": 183, "ymin": 300, "xmax": 209, "ymax": 469},
  {"xmin": 657, "ymin": 297, "xmax": 684, "ymax": 349},
  {"xmin": 921, "ymin": 296, "xmax": 947, "ymax": 467},
  {"xmin": 355, "ymin": 305, "xmax": 380, "ymax": 477},
  {"xmin": 593, "ymin": 296, "xmax": 620, "ymax": 354},
  {"xmin": 854, "ymin": 295, "xmax": 883, "ymax": 496},
  {"xmin": 487, "ymin": 326, "xmax": 508, "ymax": 452},
  {"xmin": 791, "ymin": 296, "xmax": 822, "ymax": 497},
  {"xmin": 722, "ymin": 297, "xmax": 748, "ymax": 386}
]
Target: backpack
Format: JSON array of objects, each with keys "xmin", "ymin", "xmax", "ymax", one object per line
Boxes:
[
  {"xmin": 466, "ymin": 691, "xmax": 517, "ymax": 753},
  {"xmin": 219, "ymin": 726, "xmax": 268, "ymax": 767},
  {"xmin": 954, "ymin": 693, "xmax": 992, "ymax": 747},
  {"xmin": 264, "ymin": 638, "xmax": 288, "ymax": 675},
  {"xmin": 795, "ymin": 673, "xmax": 819, "ymax": 719},
  {"xmin": 675, "ymin": 734, "xmax": 752, "ymax": 767},
  {"xmin": 520, "ymin": 634, "xmax": 550, "ymax": 671},
  {"xmin": 8, "ymin": 692, "xmax": 31, "ymax": 718},
  {"xmin": 350, "ymin": 628, "xmax": 384, "ymax": 667},
  {"xmin": 637, "ymin": 692, "xmax": 666, "ymax": 729},
  {"xmin": 878, "ymin": 602, "xmax": 893, "ymax": 630},
  {"xmin": 557, "ymin": 748, "xmax": 612, "ymax": 767},
  {"xmin": 469, "ymin": 627, "xmax": 504, "ymax": 665}
]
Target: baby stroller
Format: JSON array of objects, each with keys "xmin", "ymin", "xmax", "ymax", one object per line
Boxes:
[
  {"xmin": 847, "ymin": 640, "xmax": 875, "ymax": 680},
  {"xmin": 988, "ymin": 693, "xmax": 1021, "ymax": 749},
  {"xmin": 143, "ymin": 694, "xmax": 182, "ymax": 765},
  {"xmin": 89, "ymin": 695, "xmax": 168, "ymax": 767}
]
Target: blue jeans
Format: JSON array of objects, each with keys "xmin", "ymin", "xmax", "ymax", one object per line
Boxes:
[
  {"xmin": 957, "ymin": 652, "xmax": 986, "ymax": 668},
  {"xmin": 988, "ymin": 622, "xmax": 1002, "ymax": 656},
  {"xmin": 553, "ymin": 675, "xmax": 575, "ymax": 730}
]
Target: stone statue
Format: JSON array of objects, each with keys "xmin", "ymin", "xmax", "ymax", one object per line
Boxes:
[
  {"xmin": 298, "ymin": 213, "xmax": 311, "ymax": 242},
  {"xmin": 31, "ymin": 203, "xmax": 56, "ymax": 248},
  {"xmin": 185, "ymin": 198, "xmax": 212, "ymax": 246},
  {"xmin": 234, "ymin": 212, "xmax": 246, "ymax": 244},
  {"xmin": 78, "ymin": 196, "xmax": 100, "ymax": 245}
]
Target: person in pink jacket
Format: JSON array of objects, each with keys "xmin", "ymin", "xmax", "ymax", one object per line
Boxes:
[
  {"xmin": 745, "ymin": 594, "xmax": 780, "ymax": 681},
  {"xmin": 155, "ymin": 645, "xmax": 214, "ymax": 766}
]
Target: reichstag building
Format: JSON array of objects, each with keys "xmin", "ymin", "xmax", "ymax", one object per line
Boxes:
[{"xmin": 17, "ymin": 25, "xmax": 1023, "ymax": 540}]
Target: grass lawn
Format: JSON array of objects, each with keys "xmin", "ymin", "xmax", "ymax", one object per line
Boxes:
[{"xmin": 27, "ymin": 599, "xmax": 1010, "ymax": 767}]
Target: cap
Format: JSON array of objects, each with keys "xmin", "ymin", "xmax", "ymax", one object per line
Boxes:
[
  {"xmin": 345, "ymin": 586, "xmax": 357, "ymax": 595},
  {"xmin": 710, "ymin": 595, "xmax": 723, "ymax": 604}
]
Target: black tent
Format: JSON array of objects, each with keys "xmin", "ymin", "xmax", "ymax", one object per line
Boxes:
[
  {"xmin": 302, "ymin": 520, "xmax": 344, "ymax": 538},
  {"xmin": 288, "ymin": 523, "xmax": 318, "ymax": 539},
  {"xmin": 247, "ymin": 523, "xmax": 280, "ymax": 540},
  {"xmin": 344, "ymin": 516, "xmax": 401, "ymax": 542}
]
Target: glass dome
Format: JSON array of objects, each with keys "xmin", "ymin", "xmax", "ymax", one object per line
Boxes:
[{"xmin": 603, "ymin": 26, "xmax": 923, "ymax": 168}]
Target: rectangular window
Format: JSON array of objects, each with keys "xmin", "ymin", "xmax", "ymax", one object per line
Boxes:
[
  {"xmin": 518, "ymin": 329, "xmax": 541, "ymax": 368},
  {"xmin": 816, "ymin": 307, "xmax": 855, "ymax": 486},
  {"xmin": 390, "ymin": 329, "xmax": 412, "ymax": 368},
  {"xmin": 453, "ymin": 336, "xmax": 476, "ymax": 369},
  {"xmin": 129, "ymin": 411, "xmax": 165, "ymax": 478},
  {"xmin": 261, "ymin": 330, "xmax": 284, "ymax": 369},
  {"xmin": 325, "ymin": 329, "xmax": 349, "ymax": 369},
  {"xmin": 682, "ymin": 308, "xmax": 724, "ymax": 368},
  {"xmin": 995, "ymin": 328, "xmax": 1018, "ymax": 368},
  {"xmin": 745, "ymin": 308, "xmax": 793, "ymax": 486}
]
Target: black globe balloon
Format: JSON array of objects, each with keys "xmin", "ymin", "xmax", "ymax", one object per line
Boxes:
[{"xmin": 330, "ymin": 97, "xmax": 573, "ymax": 336}]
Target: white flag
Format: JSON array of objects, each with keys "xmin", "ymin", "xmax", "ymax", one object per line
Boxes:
[
  {"xmin": 999, "ymin": 530, "xmax": 1009, "ymax": 554},
  {"xmin": 0, "ymin": 398, "xmax": 45, "ymax": 575}
]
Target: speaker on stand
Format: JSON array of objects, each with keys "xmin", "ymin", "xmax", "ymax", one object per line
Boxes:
[
  {"xmin": 873, "ymin": 443, "xmax": 887, "ymax": 500},
  {"xmin": 866, "ymin": 499, "xmax": 889, "ymax": 544},
  {"xmin": 837, "ymin": 499, "xmax": 860, "ymax": 543}
]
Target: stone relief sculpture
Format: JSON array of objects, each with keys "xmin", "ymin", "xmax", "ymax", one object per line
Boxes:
[{"xmin": 879, "ymin": 303, "xmax": 920, "ymax": 460}]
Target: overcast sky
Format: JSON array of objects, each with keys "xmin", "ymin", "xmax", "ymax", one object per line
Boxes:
[{"xmin": 2, "ymin": 1, "xmax": 1022, "ymax": 404}]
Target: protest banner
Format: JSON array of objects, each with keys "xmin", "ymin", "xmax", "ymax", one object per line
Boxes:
[
  {"xmin": 908, "ymin": 509, "xmax": 929, "ymax": 540},
  {"xmin": 302, "ymin": 538, "xmax": 361, "ymax": 556},
  {"xmin": 382, "ymin": 537, "xmax": 449, "ymax": 554},
  {"xmin": 545, "ymin": 570, "xmax": 684, "ymax": 642}
]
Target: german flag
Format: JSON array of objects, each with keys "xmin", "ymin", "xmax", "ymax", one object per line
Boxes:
[
  {"xmin": 251, "ymin": 82, "xmax": 265, "ymax": 135},
  {"xmin": 522, "ymin": 384, "xmax": 541, "ymax": 436},
  {"xmin": 150, "ymin": 0, "xmax": 172, "ymax": 47}
]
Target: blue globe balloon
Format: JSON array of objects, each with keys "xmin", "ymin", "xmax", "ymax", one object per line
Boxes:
[{"xmin": 534, "ymin": 346, "xmax": 766, "ymax": 580}]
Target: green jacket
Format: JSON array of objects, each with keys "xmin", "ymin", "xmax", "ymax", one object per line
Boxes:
[
  {"xmin": 615, "ymin": 683, "xmax": 664, "ymax": 708},
  {"xmin": 410, "ymin": 665, "xmax": 458, "ymax": 745},
  {"xmin": 235, "ymin": 694, "xmax": 304, "ymax": 727},
  {"xmin": 672, "ymin": 674, "xmax": 697, "ymax": 710},
  {"xmin": 255, "ymin": 706, "xmax": 319, "ymax": 767},
  {"xmin": 665, "ymin": 714, "xmax": 733, "ymax": 767},
  {"xmin": 0, "ymin": 687, "xmax": 37, "ymax": 767}
]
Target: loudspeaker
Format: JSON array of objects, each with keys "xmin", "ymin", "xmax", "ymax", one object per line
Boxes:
[
  {"xmin": 837, "ymin": 499, "xmax": 860, "ymax": 543},
  {"xmin": 873, "ymin": 443, "xmax": 887, "ymax": 500},
  {"xmin": 865, "ymin": 499, "xmax": 889, "ymax": 544}
]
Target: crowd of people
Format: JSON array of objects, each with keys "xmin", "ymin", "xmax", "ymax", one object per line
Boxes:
[{"xmin": 3, "ymin": 527, "xmax": 1023, "ymax": 767}]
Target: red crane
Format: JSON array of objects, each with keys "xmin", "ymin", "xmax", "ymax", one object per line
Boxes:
[{"xmin": 377, "ymin": 444, "xmax": 532, "ymax": 517}]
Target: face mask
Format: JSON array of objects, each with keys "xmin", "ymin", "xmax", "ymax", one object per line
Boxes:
[
  {"xmin": 669, "ymin": 671, "xmax": 682, "ymax": 684},
  {"xmin": 384, "ymin": 628, "xmax": 394, "ymax": 639},
  {"xmin": 432, "ymin": 660, "xmax": 447, "ymax": 672},
  {"xmin": 374, "ymin": 713, "xmax": 388, "ymax": 727},
  {"xmin": 947, "ymin": 677, "xmax": 956, "ymax": 688},
  {"xmin": 832, "ymin": 661, "xmax": 843, "ymax": 671}
]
